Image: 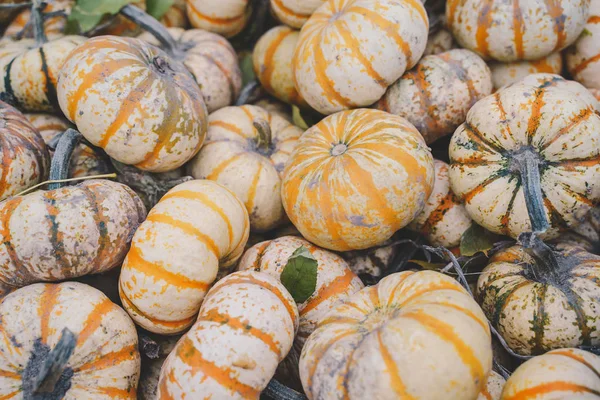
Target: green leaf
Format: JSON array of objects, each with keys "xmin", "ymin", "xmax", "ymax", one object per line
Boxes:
[
  {"xmin": 292, "ymin": 105, "xmax": 309, "ymax": 130},
  {"xmin": 460, "ymin": 223, "xmax": 504, "ymax": 257},
  {"xmin": 66, "ymin": 0, "xmax": 134, "ymax": 34},
  {"xmin": 280, "ymin": 246, "xmax": 318, "ymax": 303},
  {"xmin": 146, "ymin": 0, "xmax": 174, "ymax": 20},
  {"xmin": 239, "ymin": 51, "xmax": 256, "ymax": 87},
  {"xmin": 408, "ymin": 259, "xmax": 447, "ymax": 270}
]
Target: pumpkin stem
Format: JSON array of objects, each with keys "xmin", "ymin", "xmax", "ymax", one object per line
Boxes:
[
  {"xmin": 48, "ymin": 128, "xmax": 82, "ymax": 189},
  {"xmin": 254, "ymin": 119, "xmax": 272, "ymax": 151},
  {"xmin": 31, "ymin": 0, "xmax": 47, "ymax": 45},
  {"xmin": 236, "ymin": 79, "xmax": 263, "ymax": 106},
  {"xmin": 518, "ymin": 232, "xmax": 562, "ymax": 284},
  {"xmin": 32, "ymin": 328, "xmax": 77, "ymax": 393}
]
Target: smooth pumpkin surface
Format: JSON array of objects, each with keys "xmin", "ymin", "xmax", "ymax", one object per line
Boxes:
[
  {"xmin": 478, "ymin": 371, "xmax": 506, "ymax": 400},
  {"xmin": 0, "ymin": 282, "xmax": 140, "ymax": 399},
  {"xmin": 271, "ymin": 0, "xmax": 325, "ymax": 28},
  {"xmin": 186, "ymin": 0, "xmax": 250, "ymax": 38},
  {"xmin": 566, "ymin": 0, "xmax": 600, "ymax": 91},
  {"xmin": 281, "ymin": 108, "xmax": 435, "ymax": 251},
  {"xmin": 489, "ymin": 52, "xmax": 563, "ymax": 90},
  {"xmin": 292, "ymin": 0, "xmax": 429, "ymax": 114},
  {"xmin": 299, "ymin": 270, "xmax": 493, "ymax": 399},
  {"xmin": 57, "ymin": 36, "xmax": 208, "ymax": 173}
]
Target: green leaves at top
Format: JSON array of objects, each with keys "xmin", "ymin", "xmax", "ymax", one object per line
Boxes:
[
  {"xmin": 146, "ymin": 0, "xmax": 174, "ymax": 20},
  {"xmin": 66, "ymin": 0, "xmax": 134, "ymax": 34},
  {"xmin": 460, "ymin": 223, "xmax": 505, "ymax": 257},
  {"xmin": 281, "ymin": 246, "xmax": 318, "ymax": 304}
]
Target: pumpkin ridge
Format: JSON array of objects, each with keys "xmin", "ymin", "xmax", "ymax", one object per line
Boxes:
[
  {"xmin": 43, "ymin": 191, "xmax": 71, "ymax": 276},
  {"xmin": 73, "ymin": 343, "xmax": 137, "ymax": 373},
  {"xmin": 408, "ymin": 300, "xmax": 489, "ymax": 331},
  {"xmin": 491, "ymin": 279, "xmax": 532, "ymax": 326},
  {"xmin": 0, "ymin": 199, "xmax": 27, "ymax": 284},
  {"xmin": 38, "ymin": 46, "xmax": 58, "ymax": 110},
  {"xmin": 544, "ymin": 0, "xmax": 567, "ymax": 51},
  {"xmin": 500, "ymin": 176, "xmax": 521, "ymax": 235},
  {"xmin": 301, "ymin": 268, "xmax": 356, "ymax": 316},
  {"xmin": 525, "ymin": 87, "xmax": 546, "ymax": 145},
  {"xmin": 78, "ymin": 185, "xmax": 112, "ymax": 275},
  {"xmin": 539, "ymin": 107, "xmax": 594, "ymax": 152},
  {"xmin": 0, "ymin": 132, "xmax": 11, "ymax": 198},
  {"xmin": 306, "ymin": 330, "xmax": 356, "ymax": 395},
  {"xmin": 0, "ymin": 368, "xmax": 19, "ymax": 380},
  {"xmin": 513, "ymin": 0, "xmax": 525, "ymax": 59},
  {"xmin": 259, "ymin": 28, "xmax": 294, "ymax": 96},
  {"xmin": 75, "ymin": 298, "xmax": 114, "ymax": 349},
  {"xmin": 186, "ymin": 2, "xmax": 246, "ymax": 25},
  {"xmin": 503, "ymin": 381, "xmax": 600, "ymax": 400},
  {"xmin": 398, "ymin": 282, "xmax": 464, "ymax": 309},
  {"xmin": 530, "ymin": 283, "xmax": 549, "ymax": 354},
  {"xmin": 541, "ymin": 190, "xmax": 570, "ymax": 229},
  {"xmin": 2, "ymin": 58, "xmax": 19, "ymax": 109},
  {"xmin": 38, "ymin": 284, "xmax": 61, "ymax": 345},
  {"xmin": 376, "ymin": 329, "xmax": 415, "ymax": 399},
  {"xmin": 88, "ymin": 384, "xmax": 136, "ymax": 398},
  {"xmin": 475, "ymin": 0, "xmax": 493, "ymax": 58},
  {"xmin": 462, "ymin": 122, "xmax": 504, "ymax": 154},
  {"xmin": 244, "ymin": 162, "xmax": 264, "ymax": 215},
  {"xmin": 193, "ymin": 53, "xmax": 237, "ymax": 105},
  {"xmin": 410, "ymin": 64, "xmax": 439, "ymax": 134},
  {"xmin": 550, "ymin": 350, "xmax": 600, "ymax": 380},
  {"xmin": 462, "ymin": 171, "xmax": 506, "ymax": 204},
  {"xmin": 385, "ymin": 271, "xmax": 415, "ymax": 306},
  {"xmin": 560, "ymin": 283, "xmax": 593, "ymax": 347}
]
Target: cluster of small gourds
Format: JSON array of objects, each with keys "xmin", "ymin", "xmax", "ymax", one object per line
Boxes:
[{"xmin": 0, "ymin": 0, "xmax": 600, "ymax": 399}]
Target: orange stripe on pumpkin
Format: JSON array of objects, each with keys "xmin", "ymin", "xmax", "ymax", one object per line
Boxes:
[
  {"xmin": 513, "ymin": 0, "xmax": 525, "ymax": 59},
  {"xmin": 0, "ymin": 390, "xmax": 19, "ymax": 400},
  {"xmin": 504, "ymin": 381, "xmax": 600, "ymax": 400},
  {"xmin": 187, "ymin": 1, "xmax": 246, "ymax": 26},
  {"xmin": 245, "ymin": 162, "xmax": 264, "ymax": 214},
  {"xmin": 74, "ymin": 344, "xmax": 138, "ymax": 373},
  {"xmin": 377, "ymin": 330, "xmax": 415, "ymax": 399},
  {"xmin": 39, "ymin": 285, "xmax": 61, "ymax": 345},
  {"xmin": 301, "ymin": 268, "xmax": 357, "ymax": 316},
  {"xmin": 76, "ymin": 298, "xmax": 114, "ymax": 348},
  {"xmin": 399, "ymin": 282, "xmax": 464, "ymax": 308},
  {"xmin": 259, "ymin": 28, "xmax": 294, "ymax": 94},
  {"xmin": 91, "ymin": 385, "xmax": 136, "ymax": 399},
  {"xmin": 475, "ymin": 0, "xmax": 494, "ymax": 58},
  {"xmin": 571, "ymin": 53, "xmax": 600, "ymax": 76},
  {"xmin": 271, "ymin": 0, "xmax": 312, "ymax": 19},
  {"xmin": 209, "ymin": 120, "xmax": 249, "ymax": 138},
  {"xmin": 540, "ymin": 108, "xmax": 593, "ymax": 151},
  {"xmin": 551, "ymin": 350, "xmax": 600, "ymax": 379},
  {"xmin": 544, "ymin": 0, "xmax": 566, "ymax": 51},
  {"xmin": 0, "ymin": 369, "xmax": 19, "ymax": 380}
]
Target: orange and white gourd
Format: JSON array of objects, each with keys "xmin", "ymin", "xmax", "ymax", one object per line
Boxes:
[
  {"xmin": 478, "ymin": 371, "xmax": 505, "ymax": 400},
  {"xmin": 186, "ymin": 0, "xmax": 250, "ymax": 38},
  {"xmin": 57, "ymin": 36, "xmax": 207, "ymax": 172},
  {"xmin": 271, "ymin": 0, "xmax": 325, "ymax": 28},
  {"xmin": 253, "ymin": 26, "xmax": 306, "ymax": 106},
  {"xmin": 188, "ymin": 105, "xmax": 303, "ymax": 232},
  {"xmin": 0, "ymin": 101, "xmax": 50, "ymax": 201},
  {"xmin": 501, "ymin": 348, "xmax": 600, "ymax": 399},
  {"xmin": 376, "ymin": 49, "xmax": 492, "ymax": 144},
  {"xmin": 299, "ymin": 270, "xmax": 493, "ymax": 399},
  {"xmin": 489, "ymin": 52, "xmax": 563, "ymax": 89},
  {"xmin": 0, "ymin": 282, "xmax": 140, "ymax": 399},
  {"xmin": 4, "ymin": 0, "xmax": 71, "ymax": 38},
  {"xmin": 157, "ymin": 270, "xmax": 299, "ymax": 398},
  {"xmin": 119, "ymin": 180, "xmax": 249, "ymax": 334},
  {"xmin": 447, "ymin": 0, "xmax": 590, "ymax": 61},
  {"xmin": 282, "ymin": 108, "xmax": 435, "ymax": 251},
  {"xmin": 408, "ymin": 160, "xmax": 473, "ymax": 248},
  {"xmin": 292, "ymin": 0, "xmax": 429, "ymax": 114},
  {"xmin": 160, "ymin": 0, "xmax": 188, "ymax": 28},
  {"xmin": 566, "ymin": 0, "xmax": 600, "ymax": 91}
]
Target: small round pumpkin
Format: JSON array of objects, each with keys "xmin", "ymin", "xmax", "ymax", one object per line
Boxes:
[
  {"xmin": 501, "ymin": 348, "xmax": 600, "ymax": 399},
  {"xmin": 161, "ymin": 0, "xmax": 188, "ymax": 28},
  {"xmin": 157, "ymin": 270, "xmax": 299, "ymax": 398},
  {"xmin": 376, "ymin": 49, "xmax": 492, "ymax": 144},
  {"xmin": 299, "ymin": 270, "xmax": 493, "ymax": 399},
  {"xmin": 292, "ymin": 0, "xmax": 429, "ymax": 114},
  {"xmin": 0, "ymin": 281, "xmax": 140, "ymax": 399},
  {"xmin": 271, "ymin": 0, "xmax": 324, "ymax": 28},
  {"xmin": 186, "ymin": 0, "xmax": 250, "ymax": 38},
  {"xmin": 478, "ymin": 371, "xmax": 506, "ymax": 400},
  {"xmin": 566, "ymin": 1, "xmax": 600, "ymax": 91},
  {"xmin": 187, "ymin": 105, "xmax": 303, "ymax": 232},
  {"xmin": 282, "ymin": 108, "xmax": 435, "ymax": 251},
  {"xmin": 489, "ymin": 52, "xmax": 564, "ymax": 90},
  {"xmin": 119, "ymin": 179, "xmax": 249, "ymax": 334},
  {"xmin": 57, "ymin": 35, "xmax": 208, "ymax": 173},
  {"xmin": 447, "ymin": 0, "xmax": 590, "ymax": 62},
  {"xmin": 0, "ymin": 101, "xmax": 50, "ymax": 201}
]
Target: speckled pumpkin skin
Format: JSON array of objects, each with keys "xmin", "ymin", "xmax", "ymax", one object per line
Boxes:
[
  {"xmin": 447, "ymin": 0, "xmax": 590, "ymax": 62},
  {"xmin": 4, "ymin": 0, "xmax": 71, "ymax": 38},
  {"xmin": 188, "ymin": 105, "xmax": 303, "ymax": 232},
  {"xmin": 253, "ymin": 26, "xmax": 306, "ymax": 106},
  {"xmin": 138, "ymin": 28, "xmax": 242, "ymax": 113},
  {"xmin": 119, "ymin": 180, "xmax": 249, "ymax": 334},
  {"xmin": 292, "ymin": 0, "xmax": 429, "ymax": 115},
  {"xmin": 478, "ymin": 244, "xmax": 600, "ymax": 356},
  {"xmin": 449, "ymin": 74, "xmax": 600, "ymax": 239},
  {"xmin": 515, "ymin": 73, "xmax": 600, "ymax": 110},
  {"xmin": 501, "ymin": 348, "xmax": 600, "ymax": 399},
  {"xmin": 186, "ymin": 0, "xmax": 250, "ymax": 38},
  {"xmin": 408, "ymin": 160, "xmax": 472, "ymax": 248},
  {"xmin": 478, "ymin": 371, "xmax": 506, "ymax": 400},
  {"xmin": 566, "ymin": 0, "xmax": 600, "ymax": 91},
  {"xmin": 57, "ymin": 36, "xmax": 208, "ymax": 173},
  {"xmin": 157, "ymin": 270, "xmax": 299, "ymax": 399},
  {"xmin": 271, "ymin": 0, "xmax": 324, "ymax": 28},
  {"xmin": 376, "ymin": 49, "xmax": 492, "ymax": 144},
  {"xmin": 489, "ymin": 52, "xmax": 563, "ymax": 90},
  {"xmin": 282, "ymin": 109, "xmax": 435, "ymax": 251},
  {"xmin": 0, "ymin": 282, "xmax": 140, "ymax": 399},
  {"xmin": 299, "ymin": 270, "xmax": 493, "ymax": 400},
  {"xmin": 138, "ymin": 334, "xmax": 181, "ymax": 400},
  {"xmin": 0, "ymin": 101, "xmax": 50, "ymax": 201},
  {"xmin": 161, "ymin": 0, "xmax": 188, "ymax": 28}
]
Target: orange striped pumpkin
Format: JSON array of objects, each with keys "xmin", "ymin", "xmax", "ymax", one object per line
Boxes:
[
  {"xmin": 57, "ymin": 36, "xmax": 208, "ymax": 173},
  {"xmin": 292, "ymin": 0, "xmax": 429, "ymax": 115},
  {"xmin": 0, "ymin": 101, "xmax": 50, "ymax": 201},
  {"xmin": 161, "ymin": 0, "xmax": 189, "ymax": 28},
  {"xmin": 514, "ymin": 73, "xmax": 600, "ymax": 110},
  {"xmin": 501, "ymin": 348, "xmax": 600, "ymax": 399},
  {"xmin": 478, "ymin": 371, "xmax": 506, "ymax": 400},
  {"xmin": 408, "ymin": 160, "xmax": 473, "ymax": 248},
  {"xmin": 299, "ymin": 270, "xmax": 493, "ymax": 399},
  {"xmin": 157, "ymin": 270, "xmax": 299, "ymax": 398},
  {"xmin": 4, "ymin": 0, "xmax": 71, "ymax": 38},
  {"xmin": 138, "ymin": 27, "xmax": 242, "ymax": 113},
  {"xmin": 447, "ymin": 0, "xmax": 590, "ymax": 62},
  {"xmin": 376, "ymin": 49, "xmax": 492, "ymax": 144},
  {"xmin": 119, "ymin": 179, "xmax": 249, "ymax": 334},
  {"xmin": 566, "ymin": 0, "xmax": 600, "ymax": 91},
  {"xmin": 186, "ymin": 0, "xmax": 250, "ymax": 38},
  {"xmin": 281, "ymin": 108, "xmax": 435, "ymax": 251},
  {"xmin": 489, "ymin": 52, "xmax": 564, "ymax": 90},
  {"xmin": 253, "ymin": 26, "xmax": 306, "ymax": 106},
  {"xmin": 187, "ymin": 105, "xmax": 303, "ymax": 232},
  {"xmin": 0, "ymin": 282, "xmax": 140, "ymax": 399},
  {"xmin": 271, "ymin": 0, "xmax": 325, "ymax": 28}
]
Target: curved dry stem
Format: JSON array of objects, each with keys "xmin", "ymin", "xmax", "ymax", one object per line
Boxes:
[{"xmin": 48, "ymin": 128, "xmax": 82, "ymax": 189}]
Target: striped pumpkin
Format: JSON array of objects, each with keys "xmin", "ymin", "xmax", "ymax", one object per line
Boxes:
[
  {"xmin": 340, "ymin": 237, "xmax": 399, "ymax": 278},
  {"xmin": 187, "ymin": 105, "xmax": 303, "ymax": 232},
  {"xmin": 292, "ymin": 0, "xmax": 429, "ymax": 115},
  {"xmin": 0, "ymin": 282, "xmax": 140, "ymax": 399},
  {"xmin": 514, "ymin": 73, "xmax": 600, "ymax": 110},
  {"xmin": 281, "ymin": 108, "xmax": 435, "ymax": 251},
  {"xmin": 376, "ymin": 49, "xmax": 492, "ymax": 144},
  {"xmin": 449, "ymin": 75, "xmax": 600, "ymax": 239},
  {"xmin": 57, "ymin": 36, "xmax": 208, "ymax": 173},
  {"xmin": 0, "ymin": 180, "xmax": 146, "ymax": 293},
  {"xmin": 138, "ymin": 334, "xmax": 182, "ymax": 400},
  {"xmin": 501, "ymin": 348, "xmax": 600, "ymax": 399},
  {"xmin": 447, "ymin": 0, "xmax": 590, "ymax": 62},
  {"xmin": 478, "ymin": 371, "xmax": 506, "ymax": 400},
  {"xmin": 0, "ymin": 35, "xmax": 85, "ymax": 112},
  {"xmin": 119, "ymin": 179, "xmax": 249, "ymax": 334},
  {"xmin": 489, "ymin": 52, "xmax": 563, "ymax": 90},
  {"xmin": 186, "ymin": 0, "xmax": 250, "ymax": 38},
  {"xmin": 408, "ymin": 160, "xmax": 473, "ymax": 248},
  {"xmin": 0, "ymin": 101, "xmax": 50, "ymax": 201},
  {"xmin": 253, "ymin": 26, "xmax": 306, "ymax": 106},
  {"xmin": 138, "ymin": 28, "xmax": 242, "ymax": 113},
  {"xmin": 271, "ymin": 0, "xmax": 324, "ymax": 28},
  {"xmin": 157, "ymin": 270, "xmax": 299, "ymax": 398},
  {"xmin": 299, "ymin": 270, "xmax": 493, "ymax": 399},
  {"xmin": 4, "ymin": 0, "xmax": 71, "ymax": 38},
  {"xmin": 161, "ymin": 0, "xmax": 189, "ymax": 28},
  {"xmin": 566, "ymin": 0, "xmax": 600, "ymax": 91}
]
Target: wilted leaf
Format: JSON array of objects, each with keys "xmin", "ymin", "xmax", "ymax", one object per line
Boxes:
[
  {"xmin": 146, "ymin": 0, "xmax": 174, "ymax": 20},
  {"xmin": 66, "ymin": 0, "xmax": 133, "ymax": 34},
  {"xmin": 408, "ymin": 259, "xmax": 446, "ymax": 270},
  {"xmin": 281, "ymin": 246, "xmax": 318, "ymax": 303},
  {"xmin": 292, "ymin": 105, "xmax": 309, "ymax": 130},
  {"xmin": 460, "ymin": 223, "xmax": 505, "ymax": 257}
]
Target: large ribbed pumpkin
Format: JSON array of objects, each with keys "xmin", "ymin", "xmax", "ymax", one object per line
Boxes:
[
  {"xmin": 566, "ymin": 0, "xmax": 600, "ymax": 91},
  {"xmin": 271, "ymin": 0, "xmax": 324, "ymax": 28},
  {"xmin": 281, "ymin": 108, "xmax": 435, "ymax": 251},
  {"xmin": 299, "ymin": 270, "xmax": 493, "ymax": 399},
  {"xmin": 57, "ymin": 36, "xmax": 208, "ymax": 173},
  {"xmin": 376, "ymin": 49, "xmax": 492, "ymax": 144},
  {"xmin": 0, "ymin": 101, "xmax": 50, "ymax": 201},
  {"xmin": 188, "ymin": 105, "xmax": 303, "ymax": 232},
  {"xmin": 489, "ymin": 52, "xmax": 563, "ymax": 90},
  {"xmin": 501, "ymin": 348, "xmax": 600, "ymax": 399},
  {"xmin": 292, "ymin": 0, "xmax": 429, "ymax": 115},
  {"xmin": 186, "ymin": 0, "xmax": 250, "ymax": 38},
  {"xmin": 119, "ymin": 179, "xmax": 249, "ymax": 334},
  {"xmin": 0, "ymin": 282, "xmax": 140, "ymax": 399},
  {"xmin": 446, "ymin": 0, "xmax": 590, "ymax": 62},
  {"xmin": 157, "ymin": 270, "xmax": 298, "ymax": 398}
]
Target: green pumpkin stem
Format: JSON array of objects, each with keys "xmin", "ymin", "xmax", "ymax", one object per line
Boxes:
[
  {"xmin": 31, "ymin": 0, "xmax": 47, "ymax": 45},
  {"xmin": 519, "ymin": 232, "xmax": 562, "ymax": 284},
  {"xmin": 32, "ymin": 328, "xmax": 77, "ymax": 393},
  {"xmin": 48, "ymin": 128, "xmax": 82, "ymax": 189},
  {"xmin": 254, "ymin": 119, "xmax": 272, "ymax": 151}
]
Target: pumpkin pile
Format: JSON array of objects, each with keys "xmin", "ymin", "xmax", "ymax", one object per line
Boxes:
[{"xmin": 1, "ymin": 0, "xmax": 600, "ymax": 399}]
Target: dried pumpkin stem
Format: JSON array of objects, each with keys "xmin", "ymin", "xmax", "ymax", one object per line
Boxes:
[
  {"xmin": 30, "ymin": 0, "xmax": 47, "ymax": 45},
  {"xmin": 48, "ymin": 128, "xmax": 82, "ymax": 189},
  {"xmin": 32, "ymin": 328, "xmax": 77, "ymax": 393},
  {"xmin": 519, "ymin": 232, "xmax": 562, "ymax": 285},
  {"xmin": 254, "ymin": 119, "xmax": 271, "ymax": 151}
]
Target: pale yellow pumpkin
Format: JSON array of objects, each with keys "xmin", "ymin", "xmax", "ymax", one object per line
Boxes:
[
  {"xmin": 186, "ymin": 0, "xmax": 250, "ymax": 38},
  {"xmin": 489, "ymin": 52, "xmax": 564, "ymax": 90},
  {"xmin": 566, "ymin": 0, "xmax": 600, "ymax": 91}
]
